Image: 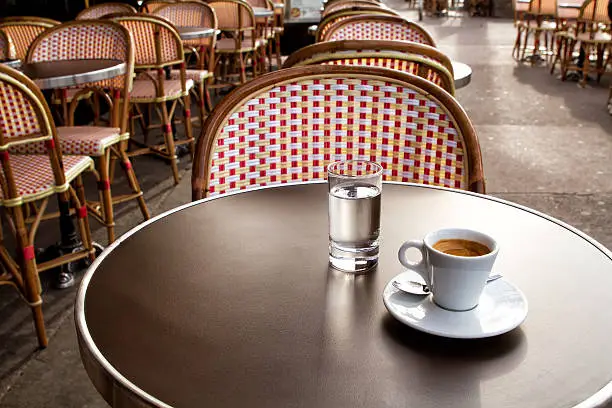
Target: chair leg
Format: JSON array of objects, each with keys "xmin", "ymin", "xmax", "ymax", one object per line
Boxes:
[
  {"xmin": 117, "ymin": 148, "xmax": 150, "ymax": 221},
  {"xmin": 521, "ymin": 28, "xmax": 531, "ymax": 61},
  {"xmin": 204, "ymin": 80, "xmax": 213, "ymax": 113},
  {"xmin": 580, "ymin": 42, "xmax": 591, "ymax": 87},
  {"xmin": 513, "ymin": 26, "xmax": 523, "ymax": 60},
  {"xmin": 160, "ymin": 102, "xmax": 180, "ymax": 184},
  {"xmin": 72, "ymin": 177, "xmax": 95, "ymax": 264},
  {"xmin": 12, "ymin": 206, "xmax": 47, "ymax": 348},
  {"xmin": 97, "ymin": 151, "xmax": 115, "ymax": 244},
  {"xmin": 275, "ymin": 33, "xmax": 282, "ymax": 69},
  {"xmin": 183, "ymin": 94, "xmax": 195, "ymax": 157},
  {"xmin": 239, "ymin": 53, "xmax": 247, "ymax": 83},
  {"xmin": 550, "ymin": 35, "xmax": 563, "ymax": 75}
]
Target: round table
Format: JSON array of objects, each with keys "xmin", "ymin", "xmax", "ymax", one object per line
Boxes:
[
  {"xmin": 451, "ymin": 60, "xmax": 472, "ymax": 89},
  {"xmin": 76, "ymin": 182, "xmax": 612, "ymax": 408},
  {"xmin": 21, "ymin": 59, "xmax": 126, "ymax": 90},
  {"xmin": 1, "ymin": 59, "xmax": 21, "ymax": 69},
  {"xmin": 252, "ymin": 6, "xmax": 274, "ymax": 17},
  {"xmin": 177, "ymin": 27, "xmax": 219, "ymax": 41}
]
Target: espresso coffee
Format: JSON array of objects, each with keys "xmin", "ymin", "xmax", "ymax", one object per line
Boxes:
[{"xmin": 433, "ymin": 239, "xmax": 490, "ymax": 257}]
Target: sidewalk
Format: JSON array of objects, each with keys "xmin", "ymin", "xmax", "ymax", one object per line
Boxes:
[{"xmin": 0, "ymin": 9, "xmax": 611, "ymax": 408}]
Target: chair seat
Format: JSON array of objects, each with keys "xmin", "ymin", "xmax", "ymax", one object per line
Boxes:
[
  {"xmin": 0, "ymin": 154, "xmax": 93, "ymax": 206},
  {"xmin": 130, "ymin": 78, "xmax": 194, "ymax": 102},
  {"xmin": 576, "ymin": 31, "xmax": 612, "ymax": 43},
  {"xmin": 57, "ymin": 126, "xmax": 127, "ymax": 156},
  {"xmin": 143, "ymin": 69, "xmax": 213, "ymax": 83},
  {"xmin": 215, "ymin": 37, "xmax": 263, "ymax": 53}
]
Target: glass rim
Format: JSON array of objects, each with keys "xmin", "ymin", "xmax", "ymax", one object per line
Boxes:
[{"xmin": 327, "ymin": 160, "xmax": 383, "ymax": 179}]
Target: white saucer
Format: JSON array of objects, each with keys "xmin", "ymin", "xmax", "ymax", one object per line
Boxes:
[{"xmin": 383, "ymin": 273, "xmax": 528, "ymax": 339}]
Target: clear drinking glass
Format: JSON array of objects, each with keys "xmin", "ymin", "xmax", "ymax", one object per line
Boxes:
[{"xmin": 328, "ymin": 160, "xmax": 383, "ymax": 273}]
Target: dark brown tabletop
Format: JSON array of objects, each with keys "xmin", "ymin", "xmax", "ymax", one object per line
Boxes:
[
  {"xmin": 21, "ymin": 59, "xmax": 126, "ymax": 90},
  {"xmin": 76, "ymin": 182, "xmax": 612, "ymax": 408}
]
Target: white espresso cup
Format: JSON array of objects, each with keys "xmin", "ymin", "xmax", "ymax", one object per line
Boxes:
[{"xmin": 397, "ymin": 228, "xmax": 499, "ymax": 311}]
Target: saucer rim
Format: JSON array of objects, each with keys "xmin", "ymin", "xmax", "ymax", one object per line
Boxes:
[{"xmin": 382, "ymin": 277, "xmax": 529, "ymax": 339}]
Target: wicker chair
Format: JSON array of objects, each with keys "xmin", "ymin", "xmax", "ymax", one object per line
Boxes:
[
  {"xmin": 192, "ymin": 65, "xmax": 485, "ymax": 200},
  {"xmin": 0, "ymin": 30, "xmax": 16, "ymax": 61},
  {"xmin": 153, "ymin": 2, "xmax": 218, "ymax": 120},
  {"xmin": 315, "ymin": 8, "xmax": 401, "ymax": 42},
  {"xmin": 112, "ymin": 14, "xmax": 194, "ymax": 185},
  {"xmin": 25, "ymin": 20, "xmax": 150, "ymax": 244},
  {"xmin": 515, "ymin": 0, "xmax": 558, "ymax": 63},
  {"xmin": 322, "ymin": 1, "xmax": 392, "ymax": 17},
  {"xmin": 245, "ymin": 0, "xmax": 277, "ymax": 71},
  {"xmin": 283, "ymin": 40, "xmax": 455, "ymax": 94},
  {"xmin": 209, "ymin": 0, "xmax": 263, "ymax": 84},
  {"xmin": 76, "ymin": 3, "xmax": 137, "ymax": 19},
  {"xmin": 141, "ymin": 0, "xmax": 176, "ymax": 13},
  {"xmin": 0, "ymin": 17, "xmax": 59, "ymax": 61},
  {"xmin": 321, "ymin": 15, "xmax": 436, "ymax": 46},
  {"xmin": 557, "ymin": 0, "xmax": 611, "ymax": 85},
  {"xmin": 0, "ymin": 64, "xmax": 96, "ymax": 347}
]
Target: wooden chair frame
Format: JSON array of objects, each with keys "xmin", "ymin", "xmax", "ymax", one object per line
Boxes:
[
  {"xmin": 26, "ymin": 20, "xmax": 150, "ymax": 244},
  {"xmin": 0, "ymin": 64, "xmax": 96, "ymax": 348},
  {"xmin": 0, "ymin": 29, "xmax": 16, "ymax": 61},
  {"xmin": 192, "ymin": 65, "xmax": 485, "ymax": 200}
]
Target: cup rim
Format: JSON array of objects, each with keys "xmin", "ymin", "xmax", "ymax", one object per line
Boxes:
[
  {"xmin": 327, "ymin": 160, "xmax": 383, "ymax": 179},
  {"xmin": 424, "ymin": 228, "xmax": 499, "ymax": 259}
]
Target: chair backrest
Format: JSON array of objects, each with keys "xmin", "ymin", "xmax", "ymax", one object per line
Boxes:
[
  {"xmin": 322, "ymin": 15, "xmax": 436, "ymax": 46},
  {"xmin": 208, "ymin": 0, "xmax": 256, "ymax": 31},
  {"xmin": 579, "ymin": 0, "xmax": 611, "ymax": 23},
  {"xmin": 0, "ymin": 64, "xmax": 67, "ymax": 204},
  {"xmin": 0, "ymin": 17, "xmax": 60, "ymax": 60},
  {"xmin": 76, "ymin": 3, "xmax": 138, "ymax": 19},
  {"xmin": 323, "ymin": 0, "xmax": 382, "ymax": 10},
  {"xmin": 0, "ymin": 30, "xmax": 16, "ymax": 61},
  {"xmin": 528, "ymin": 0, "xmax": 557, "ymax": 15},
  {"xmin": 192, "ymin": 65, "xmax": 485, "ymax": 200},
  {"xmin": 112, "ymin": 14, "xmax": 184, "ymax": 69},
  {"xmin": 283, "ymin": 40, "xmax": 455, "ymax": 94},
  {"xmin": 142, "ymin": 0, "xmax": 176, "ymax": 13},
  {"xmin": 315, "ymin": 9, "xmax": 401, "ymax": 42},
  {"xmin": 26, "ymin": 20, "xmax": 134, "ymax": 130},
  {"xmin": 323, "ymin": 1, "xmax": 388, "ymax": 17}
]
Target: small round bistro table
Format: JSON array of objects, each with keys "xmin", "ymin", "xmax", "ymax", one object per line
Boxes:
[
  {"xmin": 451, "ymin": 60, "xmax": 472, "ymax": 89},
  {"xmin": 252, "ymin": 6, "xmax": 274, "ymax": 17},
  {"xmin": 21, "ymin": 59, "xmax": 126, "ymax": 90},
  {"xmin": 1, "ymin": 59, "xmax": 21, "ymax": 69},
  {"xmin": 76, "ymin": 182, "xmax": 612, "ymax": 408},
  {"xmin": 177, "ymin": 27, "xmax": 219, "ymax": 41}
]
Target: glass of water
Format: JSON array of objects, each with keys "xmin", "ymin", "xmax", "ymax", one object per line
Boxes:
[{"xmin": 328, "ymin": 160, "xmax": 383, "ymax": 273}]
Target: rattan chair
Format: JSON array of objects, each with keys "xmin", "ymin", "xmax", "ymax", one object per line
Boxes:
[
  {"xmin": 112, "ymin": 14, "xmax": 194, "ymax": 185},
  {"xmin": 153, "ymin": 2, "xmax": 218, "ymax": 120},
  {"xmin": 515, "ymin": 0, "xmax": 558, "ymax": 63},
  {"xmin": 192, "ymin": 65, "xmax": 485, "ymax": 200},
  {"xmin": 0, "ymin": 64, "xmax": 96, "ymax": 348},
  {"xmin": 245, "ymin": 0, "xmax": 277, "ymax": 71},
  {"xmin": 320, "ymin": 15, "xmax": 436, "ymax": 46},
  {"xmin": 209, "ymin": 0, "xmax": 263, "ymax": 84},
  {"xmin": 0, "ymin": 30, "xmax": 16, "ymax": 61},
  {"xmin": 283, "ymin": 40, "xmax": 455, "ymax": 94},
  {"xmin": 315, "ymin": 8, "xmax": 401, "ymax": 42},
  {"xmin": 141, "ymin": 0, "xmax": 176, "ymax": 13},
  {"xmin": 322, "ymin": 1, "xmax": 391, "ymax": 17},
  {"xmin": 556, "ymin": 0, "xmax": 611, "ymax": 85},
  {"xmin": 0, "ymin": 17, "xmax": 59, "ymax": 61},
  {"xmin": 76, "ymin": 3, "xmax": 137, "ymax": 19},
  {"xmin": 25, "ymin": 20, "xmax": 150, "ymax": 244}
]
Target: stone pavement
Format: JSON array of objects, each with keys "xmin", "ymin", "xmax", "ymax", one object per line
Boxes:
[{"xmin": 0, "ymin": 9, "xmax": 611, "ymax": 408}]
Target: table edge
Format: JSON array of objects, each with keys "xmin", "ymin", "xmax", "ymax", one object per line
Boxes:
[
  {"xmin": 26, "ymin": 60, "xmax": 126, "ymax": 90},
  {"xmin": 75, "ymin": 181, "xmax": 612, "ymax": 408},
  {"xmin": 452, "ymin": 61, "xmax": 472, "ymax": 89}
]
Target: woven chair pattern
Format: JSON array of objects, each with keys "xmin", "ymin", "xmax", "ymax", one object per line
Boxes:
[
  {"xmin": 143, "ymin": 0, "xmax": 176, "ymax": 12},
  {"xmin": 323, "ymin": 1, "xmax": 387, "ymax": 17},
  {"xmin": 0, "ymin": 31, "xmax": 15, "ymax": 60},
  {"xmin": 0, "ymin": 23, "xmax": 56, "ymax": 60},
  {"xmin": 326, "ymin": 20, "xmax": 433, "ymax": 44},
  {"xmin": 206, "ymin": 78, "xmax": 466, "ymax": 196},
  {"xmin": 116, "ymin": 18, "xmax": 181, "ymax": 66},
  {"xmin": 28, "ymin": 23, "xmax": 129, "ymax": 89},
  {"xmin": 209, "ymin": 0, "xmax": 255, "ymax": 30},
  {"xmin": 76, "ymin": 3, "xmax": 137, "ymax": 19},
  {"xmin": 580, "ymin": 0, "xmax": 611, "ymax": 23},
  {"xmin": 154, "ymin": 2, "xmax": 217, "ymax": 47},
  {"xmin": 0, "ymin": 75, "xmax": 43, "ymax": 141},
  {"xmin": 322, "ymin": 58, "xmax": 444, "ymax": 88}
]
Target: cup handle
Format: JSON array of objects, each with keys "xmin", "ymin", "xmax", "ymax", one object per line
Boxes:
[{"xmin": 398, "ymin": 240, "xmax": 429, "ymax": 286}]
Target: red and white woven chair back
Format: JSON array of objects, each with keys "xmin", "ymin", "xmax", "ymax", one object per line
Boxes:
[
  {"xmin": 0, "ymin": 30, "xmax": 16, "ymax": 60},
  {"xmin": 324, "ymin": 17, "xmax": 436, "ymax": 46},
  {"xmin": 316, "ymin": 9, "xmax": 402, "ymax": 42},
  {"xmin": 142, "ymin": 0, "xmax": 176, "ymax": 13},
  {"xmin": 153, "ymin": 2, "xmax": 218, "ymax": 47},
  {"xmin": 76, "ymin": 3, "xmax": 137, "ymax": 20},
  {"xmin": 0, "ymin": 18, "xmax": 59, "ymax": 60},
  {"xmin": 194, "ymin": 66, "xmax": 484, "ymax": 199},
  {"xmin": 113, "ymin": 15, "xmax": 183, "ymax": 68},
  {"xmin": 26, "ymin": 21, "xmax": 132, "ymax": 90}
]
